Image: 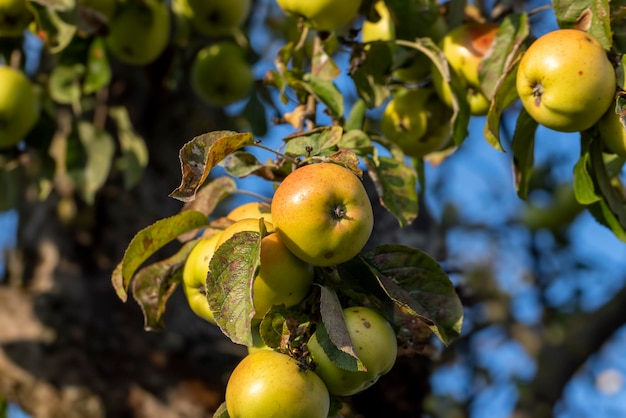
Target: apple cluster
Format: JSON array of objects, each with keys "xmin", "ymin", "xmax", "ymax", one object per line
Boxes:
[{"xmin": 181, "ymin": 162, "xmax": 400, "ymax": 416}]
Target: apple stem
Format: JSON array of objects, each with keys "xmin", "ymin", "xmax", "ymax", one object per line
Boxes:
[{"xmin": 251, "ymin": 141, "xmax": 300, "ymax": 165}]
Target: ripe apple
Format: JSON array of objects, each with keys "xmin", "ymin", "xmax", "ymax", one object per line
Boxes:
[
  {"xmin": 271, "ymin": 162, "xmax": 374, "ymax": 267},
  {"xmin": 307, "ymin": 306, "xmax": 398, "ymax": 396},
  {"xmin": 361, "ymin": 0, "xmax": 395, "ymax": 44},
  {"xmin": 105, "ymin": 0, "xmax": 170, "ymax": 66},
  {"xmin": 216, "ymin": 218, "xmax": 313, "ymax": 319},
  {"xmin": 0, "ymin": 66, "xmax": 40, "ymax": 149},
  {"xmin": 381, "ymin": 88, "xmax": 430, "ymax": 157},
  {"xmin": 598, "ymin": 105, "xmax": 626, "ymax": 157},
  {"xmin": 0, "ymin": 0, "xmax": 32, "ymax": 37},
  {"xmin": 516, "ymin": 29, "xmax": 617, "ymax": 132},
  {"xmin": 191, "ymin": 42, "xmax": 254, "ymax": 107},
  {"xmin": 431, "ymin": 22, "xmax": 498, "ymax": 116},
  {"xmin": 276, "ymin": 0, "xmax": 362, "ymax": 32},
  {"xmin": 173, "ymin": 0, "xmax": 250, "ymax": 37},
  {"xmin": 182, "ymin": 233, "xmax": 223, "ymax": 324},
  {"xmin": 226, "ymin": 201, "xmax": 273, "ymax": 224},
  {"xmin": 225, "ymin": 350, "xmax": 330, "ymax": 418}
]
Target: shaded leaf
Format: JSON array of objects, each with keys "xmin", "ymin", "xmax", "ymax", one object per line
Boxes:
[
  {"xmin": 132, "ymin": 239, "xmax": 199, "ymax": 331},
  {"xmin": 512, "ymin": 107, "xmax": 539, "ymax": 199},
  {"xmin": 73, "ymin": 120, "xmax": 115, "ymax": 204},
  {"xmin": 317, "ymin": 285, "xmax": 366, "ymax": 372},
  {"xmin": 170, "ymin": 131, "xmax": 255, "ymax": 202},
  {"xmin": 111, "ymin": 210, "xmax": 209, "ymax": 302},
  {"xmin": 207, "ymin": 229, "xmax": 264, "ymax": 346},
  {"xmin": 0, "ymin": 157, "xmax": 21, "ymax": 211},
  {"xmin": 589, "ymin": 134, "xmax": 626, "ymax": 229},
  {"xmin": 344, "ymin": 99, "xmax": 367, "ymax": 131},
  {"xmin": 338, "ymin": 129, "xmax": 374, "ymax": 156},
  {"xmin": 300, "ymin": 73, "xmax": 344, "ymax": 120},
  {"xmin": 213, "ymin": 402, "xmax": 230, "ymax": 418},
  {"xmin": 573, "ymin": 140, "xmax": 601, "ymax": 204},
  {"xmin": 180, "ymin": 176, "xmax": 237, "ymax": 218},
  {"xmin": 83, "ymin": 36, "xmax": 111, "ymax": 95},
  {"xmin": 30, "ymin": 2, "xmax": 77, "ymax": 53},
  {"xmin": 361, "ymin": 244, "xmax": 463, "ymax": 345},
  {"xmin": 350, "ymin": 42, "xmax": 392, "ymax": 108},
  {"xmin": 49, "ymin": 64, "xmax": 84, "ymax": 105},
  {"xmin": 365, "ymin": 156, "xmax": 418, "ymax": 228},
  {"xmin": 110, "ymin": 106, "xmax": 149, "ymax": 189}
]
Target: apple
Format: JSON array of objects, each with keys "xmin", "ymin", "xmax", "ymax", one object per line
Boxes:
[
  {"xmin": 516, "ymin": 29, "xmax": 617, "ymax": 132},
  {"xmin": 0, "ymin": 66, "xmax": 40, "ymax": 149},
  {"xmin": 307, "ymin": 306, "xmax": 397, "ymax": 396},
  {"xmin": 271, "ymin": 162, "xmax": 374, "ymax": 267},
  {"xmin": 598, "ymin": 105, "xmax": 626, "ymax": 157},
  {"xmin": 105, "ymin": 0, "xmax": 170, "ymax": 66},
  {"xmin": 431, "ymin": 22, "xmax": 498, "ymax": 116},
  {"xmin": 276, "ymin": 0, "xmax": 362, "ymax": 32},
  {"xmin": 225, "ymin": 350, "xmax": 330, "ymax": 418},
  {"xmin": 381, "ymin": 88, "xmax": 430, "ymax": 157},
  {"xmin": 191, "ymin": 42, "xmax": 254, "ymax": 107},
  {"xmin": 216, "ymin": 218, "xmax": 314, "ymax": 319},
  {"xmin": 0, "ymin": 0, "xmax": 32, "ymax": 37},
  {"xmin": 173, "ymin": 0, "xmax": 250, "ymax": 37},
  {"xmin": 182, "ymin": 232, "xmax": 223, "ymax": 323},
  {"xmin": 226, "ymin": 201, "xmax": 273, "ymax": 224}
]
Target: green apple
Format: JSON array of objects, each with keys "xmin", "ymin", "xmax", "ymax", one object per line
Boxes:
[
  {"xmin": 105, "ymin": 0, "xmax": 170, "ymax": 66},
  {"xmin": 307, "ymin": 306, "xmax": 397, "ymax": 396},
  {"xmin": 0, "ymin": 66, "xmax": 40, "ymax": 148},
  {"xmin": 191, "ymin": 42, "xmax": 254, "ymax": 107},
  {"xmin": 276, "ymin": 0, "xmax": 362, "ymax": 32},
  {"xmin": 381, "ymin": 88, "xmax": 430, "ymax": 156},
  {"xmin": 0, "ymin": 0, "xmax": 32, "ymax": 37},
  {"xmin": 173, "ymin": 0, "xmax": 250, "ymax": 37},
  {"xmin": 516, "ymin": 29, "xmax": 616, "ymax": 132},
  {"xmin": 361, "ymin": 0, "xmax": 395, "ymax": 44},
  {"xmin": 598, "ymin": 105, "xmax": 626, "ymax": 157}
]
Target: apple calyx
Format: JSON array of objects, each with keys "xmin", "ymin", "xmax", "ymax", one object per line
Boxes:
[
  {"xmin": 331, "ymin": 205, "xmax": 347, "ymax": 220},
  {"xmin": 531, "ymin": 82, "xmax": 544, "ymax": 107}
]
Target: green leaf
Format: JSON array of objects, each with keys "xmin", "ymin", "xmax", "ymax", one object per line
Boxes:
[
  {"xmin": 573, "ymin": 140, "xmax": 601, "ymax": 204},
  {"xmin": 350, "ymin": 42, "xmax": 393, "ymax": 108},
  {"xmin": 588, "ymin": 199, "xmax": 626, "ymax": 242},
  {"xmin": 611, "ymin": 1, "xmax": 626, "ymax": 53},
  {"xmin": 338, "ymin": 129, "xmax": 374, "ymax": 156},
  {"xmin": 361, "ymin": 244, "xmax": 463, "ymax": 345},
  {"xmin": 111, "ymin": 210, "xmax": 209, "ymax": 302},
  {"xmin": 241, "ymin": 92, "xmax": 268, "ymax": 137},
  {"xmin": 317, "ymin": 285, "xmax": 366, "ymax": 372},
  {"xmin": 131, "ymin": 239, "xmax": 199, "ymax": 331},
  {"xmin": 284, "ymin": 126, "xmax": 343, "ymax": 157},
  {"xmin": 83, "ymin": 37, "xmax": 111, "ymax": 95},
  {"xmin": 512, "ymin": 107, "xmax": 539, "ymax": 199},
  {"xmin": 365, "ymin": 156, "xmax": 418, "ymax": 228},
  {"xmin": 219, "ymin": 150, "xmax": 264, "ymax": 178},
  {"xmin": 553, "ymin": 0, "xmax": 612, "ymax": 49},
  {"xmin": 49, "ymin": 64, "xmax": 84, "ymax": 105},
  {"xmin": 312, "ymin": 44, "xmax": 340, "ymax": 80},
  {"xmin": 169, "ymin": 131, "xmax": 255, "ymax": 202},
  {"xmin": 300, "ymin": 73, "xmax": 344, "ymax": 120},
  {"xmin": 344, "ymin": 99, "xmax": 367, "ymax": 131},
  {"xmin": 212, "ymin": 402, "xmax": 230, "ymax": 418},
  {"xmin": 207, "ymin": 229, "xmax": 264, "ymax": 346},
  {"xmin": 589, "ymin": 135, "xmax": 626, "ymax": 230},
  {"xmin": 110, "ymin": 106, "xmax": 149, "ymax": 189}
]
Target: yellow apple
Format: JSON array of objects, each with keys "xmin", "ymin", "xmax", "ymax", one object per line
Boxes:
[
  {"xmin": 191, "ymin": 42, "xmax": 254, "ymax": 107},
  {"xmin": 381, "ymin": 87, "xmax": 430, "ymax": 157},
  {"xmin": 105, "ymin": 0, "xmax": 170, "ymax": 66},
  {"xmin": 225, "ymin": 350, "xmax": 330, "ymax": 418},
  {"xmin": 216, "ymin": 218, "xmax": 313, "ymax": 319},
  {"xmin": 0, "ymin": 66, "xmax": 40, "ymax": 148},
  {"xmin": 0, "ymin": 0, "xmax": 32, "ymax": 37},
  {"xmin": 361, "ymin": 0, "xmax": 395, "ymax": 44},
  {"xmin": 516, "ymin": 29, "xmax": 616, "ymax": 132},
  {"xmin": 226, "ymin": 201, "xmax": 273, "ymax": 224},
  {"xmin": 182, "ymin": 233, "xmax": 222, "ymax": 324},
  {"xmin": 276, "ymin": 0, "xmax": 363, "ymax": 32},
  {"xmin": 173, "ymin": 0, "xmax": 251, "ymax": 37},
  {"xmin": 271, "ymin": 162, "xmax": 374, "ymax": 266}
]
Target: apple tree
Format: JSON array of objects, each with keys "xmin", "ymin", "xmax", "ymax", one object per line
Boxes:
[{"xmin": 0, "ymin": 0, "xmax": 625, "ymax": 416}]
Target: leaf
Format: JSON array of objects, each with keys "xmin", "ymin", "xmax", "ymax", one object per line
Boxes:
[
  {"xmin": 553, "ymin": 0, "xmax": 612, "ymax": 49},
  {"xmin": 284, "ymin": 126, "xmax": 343, "ymax": 157},
  {"xmin": 83, "ymin": 37, "xmax": 111, "ymax": 95},
  {"xmin": 241, "ymin": 92, "xmax": 268, "ymax": 137},
  {"xmin": 109, "ymin": 106, "xmax": 149, "ymax": 189},
  {"xmin": 338, "ymin": 129, "xmax": 374, "ymax": 155},
  {"xmin": 483, "ymin": 65, "xmax": 520, "ymax": 152},
  {"xmin": 73, "ymin": 120, "xmax": 115, "ymax": 204},
  {"xmin": 207, "ymin": 229, "xmax": 264, "ymax": 346},
  {"xmin": 512, "ymin": 107, "xmax": 539, "ymax": 199},
  {"xmin": 300, "ymin": 73, "xmax": 344, "ymax": 120},
  {"xmin": 588, "ymin": 199, "xmax": 626, "ymax": 242},
  {"xmin": 312, "ymin": 44, "xmax": 340, "ymax": 80},
  {"xmin": 350, "ymin": 42, "xmax": 392, "ymax": 108},
  {"xmin": 212, "ymin": 402, "xmax": 230, "ymax": 418},
  {"xmin": 361, "ymin": 244, "xmax": 463, "ymax": 345},
  {"xmin": 131, "ymin": 239, "xmax": 199, "ymax": 331},
  {"xmin": 30, "ymin": 2, "xmax": 77, "ymax": 53},
  {"xmin": 611, "ymin": 1, "xmax": 626, "ymax": 53},
  {"xmin": 316, "ymin": 285, "xmax": 366, "ymax": 372},
  {"xmin": 219, "ymin": 151, "xmax": 264, "ymax": 178},
  {"xmin": 180, "ymin": 176, "xmax": 237, "ymax": 218},
  {"xmin": 48, "ymin": 64, "xmax": 84, "ymax": 105},
  {"xmin": 365, "ymin": 156, "xmax": 418, "ymax": 228},
  {"xmin": 111, "ymin": 210, "xmax": 209, "ymax": 302},
  {"xmin": 344, "ymin": 99, "xmax": 367, "ymax": 131},
  {"xmin": 573, "ymin": 139, "xmax": 601, "ymax": 204},
  {"xmin": 0, "ymin": 157, "xmax": 21, "ymax": 211},
  {"xmin": 589, "ymin": 135, "xmax": 626, "ymax": 229},
  {"xmin": 169, "ymin": 131, "xmax": 255, "ymax": 202}
]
